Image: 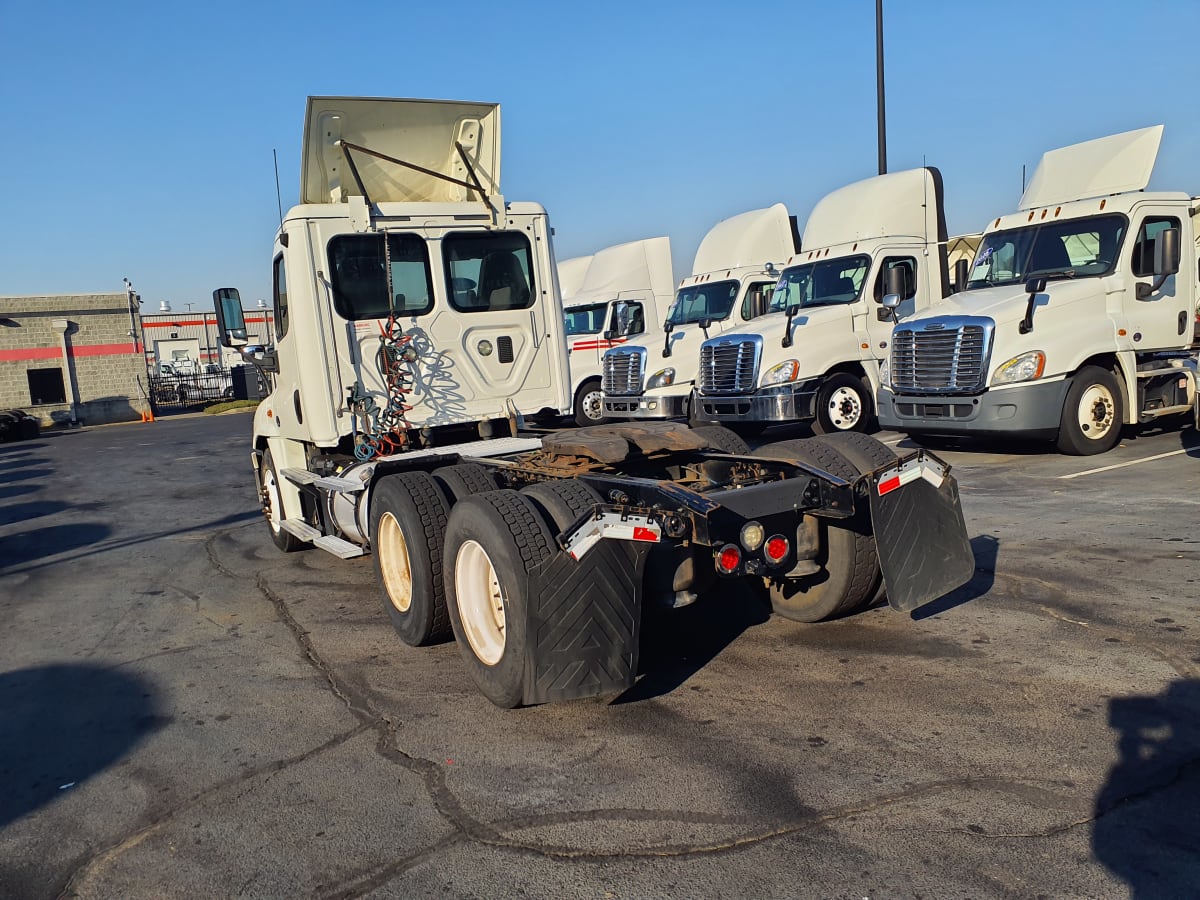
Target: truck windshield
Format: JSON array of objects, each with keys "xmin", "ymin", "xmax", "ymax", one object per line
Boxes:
[
  {"xmin": 966, "ymin": 214, "xmax": 1126, "ymax": 289},
  {"xmin": 770, "ymin": 255, "xmax": 870, "ymax": 311},
  {"xmin": 564, "ymin": 302, "xmax": 609, "ymax": 335},
  {"xmin": 666, "ymin": 280, "xmax": 738, "ymax": 326}
]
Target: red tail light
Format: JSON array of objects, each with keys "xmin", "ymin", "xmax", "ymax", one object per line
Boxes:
[
  {"xmin": 716, "ymin": 544, "xmax": 741, "ymax": 574},
  {"xmin": 764, "ymin": 535, "xmax": 789, "ymax": 565}
]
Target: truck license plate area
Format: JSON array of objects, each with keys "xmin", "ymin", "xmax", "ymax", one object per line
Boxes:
[{"xmin": 869, "ymin": 453, "xmax": 974, "ymax": 613}]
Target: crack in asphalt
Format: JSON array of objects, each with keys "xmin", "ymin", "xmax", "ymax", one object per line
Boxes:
[{"xmin": 61, "ymin": 522, "xmax": 1199, "ymax": 897}]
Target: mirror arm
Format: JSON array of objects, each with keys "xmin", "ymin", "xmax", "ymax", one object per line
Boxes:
[
  {"xmin": 662, "ymin": 327, "xmax": 672, "ymax": 358},
  {"xmin": 781, "ymin": 307, "xmax": 795, "ymax": 348}
]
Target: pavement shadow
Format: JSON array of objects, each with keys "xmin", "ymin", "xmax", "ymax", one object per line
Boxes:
[
  {"xmin": 0, "ymin": 500, "xmax": 71, "ymax": 528},
  {"xmin": 0, "ymin": 467, "xmax": 53, "ymax": 486},
  {"xmin": 613, "ymin": 582, "xmax": 771, "ymax": 704},
  {"xmin": 0, "ymin": 663, "xmax": 164, "ymax": 829},
  {"xmin": 1092, "ymin": 678, "xmax": 1200, "ymax": 898},
  {"xmin": 0, "ymin": 522, "xmax": 111, "ymax": 570},
  {"xmin": 910, "ymin": 534, "xmax": 998, "ymax": 620}
]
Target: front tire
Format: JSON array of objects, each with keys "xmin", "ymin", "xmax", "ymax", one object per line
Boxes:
[
  {"xmin": 812, "ymin": 373, "xmax": 874, "ymax": 435},
  {"xmin": 370, "ymin": 472, "xmax": 452, "ymax": 646},
  {"xmin": 755, "ymin": 438, "xmax": 880, "ymax": 622},
  {"xmin": 261, "ymin": 448, "xmax": 304, "ymax": 553},
  {"xmin": 1057, "ymin": 366, "xmax": 1123, "ymax": 455},
  {"xmin": 444, "ymin": 490, "xmax": 557, "ymax": 707},
  {"xmin": 573, "ymin": 378, "xmax": 607, "ymax": 427}
]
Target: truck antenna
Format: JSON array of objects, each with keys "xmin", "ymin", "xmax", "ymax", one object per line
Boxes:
[
  {"xmin": 273, "ymin": 148, "xmax": 284, "ymax": 229},
  {"xmin": 1022, "ymin": 163, "xmax": 1026, "ymax": 193}
]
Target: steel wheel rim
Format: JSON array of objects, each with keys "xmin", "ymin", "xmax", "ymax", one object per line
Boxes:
[
  {"xmin": 1077, "ymin": 384, "xmax": 1115, "ymax": 440},
  {"xmin": 827, "ymin": 386, "xmax": 862, "ymax": 430},
  {"xmin": 582, "ymin": 389, "xmax": 604, "ymax": 422},
  {"xmin": 455, "ymin": 539, "xmax": 506, "ymax": 665},
  {"xmin": 377, "ymin": 512, "xmax": 413, "ymax": 613}
]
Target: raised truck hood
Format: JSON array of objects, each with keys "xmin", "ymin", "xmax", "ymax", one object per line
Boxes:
[
  {"xmin": 565, "ymin": 237, "xmax": 674, "ymax": 306},
  {"xmin": 1019, "ymin": 125, "xmax": 1162, "ymax": 210},
  {"xmin": 803, "ymin": 167, "xmax": 947, "ymax": 249},
  {"xmin": 301, "ymin": 97, "xmax": 501, "ymax": 205},
  {"xmin": 691, "ymin": 203, "xmax": 796, "ymax": 274}
]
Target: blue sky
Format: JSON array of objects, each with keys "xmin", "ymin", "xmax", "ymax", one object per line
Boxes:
[{"xmin": 2, "ymin": 0, "xmax": 1198, "ymax": 310}]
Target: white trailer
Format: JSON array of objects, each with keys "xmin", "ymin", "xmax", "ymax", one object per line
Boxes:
[
  {"xmin": 601, "ymin": 205, "xmax": 800, "ymax": 422},
  {"xmin": 560, "ymin": 237, "xmax": 675, "ymax": 425},
  {"xmin": 213, "ymin": 97, "xmax": 975, "ymax": 707},
  {"xmin": 694, "ymin": 168, "xmax": 979, "ymax": 435},
  {"xmin": 878, "ymin": 126, "xmax": 1200, "ymax": 454}
]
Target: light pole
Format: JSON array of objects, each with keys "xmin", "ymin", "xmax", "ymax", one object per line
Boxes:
[{"xmin": 876, "ymin": 0, "xmax": 887, "ymax": 175}]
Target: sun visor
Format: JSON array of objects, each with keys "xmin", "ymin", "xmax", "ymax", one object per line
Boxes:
[
  {"xmin": 691, "ymin": 203, "xmax": 795, "ymax": 275},
  {"xmin": 1019, "ymin": 125, "xmax": 1162, "ymax": 210},
  {"xmin": 301, "ymin": 97, "xmax": 501, "ymax": 205},
  {"xmin": 803, "ymin": 168, "xmax": 945, "ymax": 250}
]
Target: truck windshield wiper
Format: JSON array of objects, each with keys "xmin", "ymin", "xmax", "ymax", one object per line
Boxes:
[{"xmin": 1026, "ymin": 268, "xmax": 1076, "ymax": 280}]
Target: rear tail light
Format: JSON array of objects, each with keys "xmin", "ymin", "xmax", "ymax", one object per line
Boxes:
[
  {"xmin": 764, "ymin": 535, "xmax": 789, "ymax": 566},
  {"xmin": 716, "ymin": 544, "xmax": 741, "ymax": 574}
]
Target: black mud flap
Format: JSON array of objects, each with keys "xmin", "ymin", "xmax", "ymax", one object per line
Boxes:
[
  {"xmin": 522, "ymin": 543, "xmax": 648, "ymax": 705},
  {"xmin": 868, "ymin": 452, "xmax": 974, "ymax": 613}
]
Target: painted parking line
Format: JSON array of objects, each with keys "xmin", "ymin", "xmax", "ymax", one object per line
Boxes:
[
  {"xmin": 176, "ymin": 456, "xmax": 203, "ymax": 461},
  {"xmin": 1059, "ymin": 448, "xmax": 1190, "ymax": 479}
]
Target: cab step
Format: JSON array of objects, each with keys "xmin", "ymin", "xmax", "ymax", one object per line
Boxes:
[
  {"xmin": 314, "ymin": 535, "xmax": 365, "ymax": 559},
  {"xmin": 314, "ymin": 475, "xmax": 364, "ymax": 493},
  {"xmin": 280, "ymin": 518, "xmax": 322, "ymax": 542},
  {"xmin": 280, "ymin": 467, "xmax": 319, "ymax": 486}
]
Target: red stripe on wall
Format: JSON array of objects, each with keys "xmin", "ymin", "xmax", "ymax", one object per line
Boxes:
[
  {"xmin": 0, "ymin": 342, "xmax": 138, "ymax": 362},
  {"xmin": 142, "ymin": 316, "xmax": 268, "ymax": 328}
]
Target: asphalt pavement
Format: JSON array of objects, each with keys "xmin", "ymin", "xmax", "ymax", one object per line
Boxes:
[{"xmin": 1, "ymin": 412, "xmax": 1197, "ymax": 899}]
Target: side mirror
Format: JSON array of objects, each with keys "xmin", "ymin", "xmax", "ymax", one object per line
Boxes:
[
  {"xmin": 1154, "ymin": 227, "xmax": 1181, "ymax": 276},
  {"xmin": 1024, "ymin": 277, "xmax": 1047, "ymax": 295},
  {"xmin": 884, "ymin": 265, "xmax": 906, "ymax": 300},
  {"xmin": 1019, "ymin": 278, "xmax": 1046, "ymax": 334},
  {"xmin": 602, "ymin": 329, "xmax": 617, "ymax": 341},
  {"xmin": 698, "ymin": 317, "xmax": 712, "ymax": 331},
  {"xmin": 882, "ymin": 293, "xmax": 902, "ymax": 309},
  {"xmin": 663, "ymin": 320, "xmax": 674, "ymax": 334},
  {"xmin": 954, "ymin": 258, "xmax": 970, "ymax": 292},
  {"xmin": 213, "ymin": 288, "xmax": 248, "ymax": 346},
  {"xmin": 613, "ymin": 300, "xmax": 631, "ymax": 335}
]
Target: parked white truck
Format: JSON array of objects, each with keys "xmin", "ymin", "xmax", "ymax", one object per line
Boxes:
[
  {"xmin": 213, "ymin": 96, "xmax": 975, "ymax": 707},
  {"xmin": 878, "ymin": 126, "xmax": 1200, "ymax": 454},
  {"xmin": 560, "ymin": 237, "xmax": 675, "ymax": 426},
  {"xmin": 694, "ymin": 168, "xmax": 978, "ymax": 434},
  {"xmin": 601, "ymin": 205, "xmax": 800, "ymax": 422}
]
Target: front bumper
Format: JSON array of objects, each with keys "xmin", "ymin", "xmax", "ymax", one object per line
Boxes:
[
  {"xmin": 877, "ymin": 378, "xmax": 1070, "ymax": 439},
  {"xmin": 697, "ymin": 381, "xmax": 819, "ymax": 423},
  {"xmin": 603, "ymin": 392, "xmax": 689, "ymax": 419}
]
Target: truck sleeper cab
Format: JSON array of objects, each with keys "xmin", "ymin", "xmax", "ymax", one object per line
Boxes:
[
  {"xmin": 695, "ymin": 168, "xmax": 979, "ymax": 435},
  {"xmin": 602, "ymin": 204, "xmax": 800, "ymax": 422},
  {"xmin": 877, "ymin": 126, "xmax": 1199, "ymax": 455}
]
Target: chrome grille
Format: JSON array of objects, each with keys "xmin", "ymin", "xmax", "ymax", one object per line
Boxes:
[
  {"xmin": 891, "ymin": 317, "xmax": 993, "ymax": 393},
  {"xmin": 603, "ymin": 348, "xmax": 645, "ymax": 395},
  {"xmin": 700, "ymin": 339, "xmax": 759, "ymax": 395}
]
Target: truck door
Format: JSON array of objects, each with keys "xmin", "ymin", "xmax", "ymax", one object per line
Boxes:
[
  {"xmin": 1124, "ymin": 211, "xmax": 1188, "ymax": 349},
  {"xmin": 866, "ymin": 256, "xmax": 918, "ymax": 353}
]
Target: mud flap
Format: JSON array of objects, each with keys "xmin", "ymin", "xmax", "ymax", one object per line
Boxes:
[
  {"xmin": 522, "ymin": 542, "xmax": 649, "ymax": 704},
  {"xmin": 868, "ymin": 452, "xmax": 974, "ymax": 613}
]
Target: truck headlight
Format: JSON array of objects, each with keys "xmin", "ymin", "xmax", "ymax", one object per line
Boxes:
[
  {"xmin": 760, "ymin": 360, "xmax": 800, "ymax": 386},
  {"xmin": 991, "ymin": 351, "xmax": 1046, "ymax": 385},
  {"xmin": 646, "ymin": 367, "xmax": 675, "ymax": 389}
]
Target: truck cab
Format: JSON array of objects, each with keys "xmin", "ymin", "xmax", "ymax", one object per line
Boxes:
[
  {"xmin": 601, "ymin": 204, "xmax": 799, "ymax": 421},
  {"xmin": 694, "ymin": 168, "xmax": 978, "ymax": 434},
  {"xmin": 878, "ymin": 126, "xmax": 1200, "ymax": 455},
  {"xmin": 214, "ymin": 97, "xmax": 570, "ymax": 530},
  {"xmin": 559, "ymin": 237, "xmax": 675, "ymax": 426}
]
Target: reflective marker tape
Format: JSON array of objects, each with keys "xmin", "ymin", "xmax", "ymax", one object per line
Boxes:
[{"xmin": 877, "ymin": 466, "xmax": 920, "ymax": 496}]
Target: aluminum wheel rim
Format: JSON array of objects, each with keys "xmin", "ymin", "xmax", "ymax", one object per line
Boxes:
[
  {"xmin": 1077, "ymin": 384, "xmax": 1115, "ymax": 440},
  {"xmin": 581, "ymin": 389, "xmax": 604, "ymax": 422},
  {"xmin": 377, "ymin": 512, "xmax": 413, "ymax": 613},
  {"xmin": 455, "ymin": 539, "xmax": 506, "ymax": 666},
  {"xmin": 827, "ymin": 386, "xmax": 862, "ymax": 430}
]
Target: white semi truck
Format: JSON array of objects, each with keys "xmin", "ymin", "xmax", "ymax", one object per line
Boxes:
[
  {"xmin": 878, "ymin": 126, "xmax": 1200, "ymax": 454},
  {"xmin": 213, "ymin": 96, "xmax": 975, "ymax": 707},
  {"xmin": 601, "ymin": 205, "xmax": 800, "ymax": 422},
  {"xmin": 560, "ymin": 237, "xmax": 675, "ymax": 426},
  {"xmin": 694, "ymin": 168, "xmax": 979, "ymax": 434}
]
